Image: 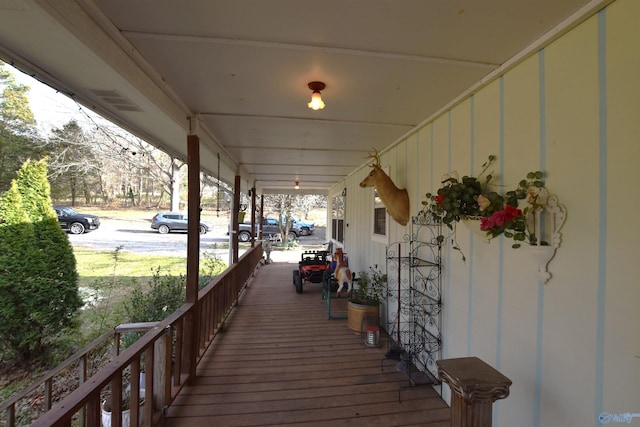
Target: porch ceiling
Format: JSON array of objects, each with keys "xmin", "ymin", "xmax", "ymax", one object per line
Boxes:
[{"xmin": 0, "ymin": 0, "xmax": 609, "ymax": 193}]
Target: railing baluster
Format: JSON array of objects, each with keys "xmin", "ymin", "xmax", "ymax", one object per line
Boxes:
[
  {"xmin": 114, "ymin": 331, "xmax": 121, "ymax": 357},
  {"xmin": 163, "ymin": 326, "xmax": 172, "ymax": 408},
  {"xmin": 144, "ymin": 345, "xmax": 154, "ymax": 427},
  {"xmin": 45, "ymin": 378, "xmax": 52, "ymax": 410},
  {"xmin": 130, "ymin": 357, "xmax": 141, "ymax": 427},
  {"xmin": 110, "ymin": 373, "xmax": 123, "ymax": 427},
  {"xmin": 7, "ymin": 404, "xmax": 15, "ymax": 427},
  {"xmin": 174, "ymin": 320, "xmax": 184, "ymax": 387},
  {"xmin": 78, "ymin": 354, "xmax": 86, "ymax": 426},
  {"xmin": 86, "ymin": 395, "xmax": 100, "ymax": 427}
]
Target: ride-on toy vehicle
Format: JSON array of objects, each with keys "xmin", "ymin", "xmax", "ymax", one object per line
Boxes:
[{"xmin": 293, "ymin": 250, "xmax": 330, "ymax": 294}]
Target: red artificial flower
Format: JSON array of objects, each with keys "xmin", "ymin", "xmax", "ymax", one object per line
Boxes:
[
  {"xmin": 480, "ymin": 216, "xmax": 494, "ymax": 231},
  {"xmin": 434, "ymin": 193, "xmax": 445, "ymax": 208},
  {"xmin": 503, "ymin": 204, "xmax": 523, "ymax": 221},
  {"xmin": 480, "ymin": 205, "xmax": 523, "ymax": 232}
]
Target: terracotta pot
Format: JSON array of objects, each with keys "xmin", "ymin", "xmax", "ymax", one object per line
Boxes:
[{"xmin": 347, "ymin": 301, "xmax": 379, "ymax": 334}]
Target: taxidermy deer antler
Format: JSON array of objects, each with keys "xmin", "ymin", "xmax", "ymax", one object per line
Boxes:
[{"xmin": 359, "ymin": 149, "xmax": 410, "ymax": 226}]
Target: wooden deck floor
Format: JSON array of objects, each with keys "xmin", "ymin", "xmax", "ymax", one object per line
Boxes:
[{"xmin": 163, "ymin": 260, "xmax": 450, "ymax": 426}]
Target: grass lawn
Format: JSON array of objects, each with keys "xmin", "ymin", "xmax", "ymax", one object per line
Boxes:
[
  {"xmin": 74, "ymin": 247, "xmax": 187, "ymax": 281},
  {"xmin": 73, "ymin": 247, "xmax": 189, "ymax": 341}
]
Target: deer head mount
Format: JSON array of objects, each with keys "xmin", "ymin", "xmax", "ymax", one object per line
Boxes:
[{"xmin": 359, "ymin": 149, "xmax": 410, "ymax": 226}]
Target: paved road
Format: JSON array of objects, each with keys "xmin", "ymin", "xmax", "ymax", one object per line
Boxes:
[{"xmin": 67, "ymin": 218, "xmax": 327, "ymax": 258}]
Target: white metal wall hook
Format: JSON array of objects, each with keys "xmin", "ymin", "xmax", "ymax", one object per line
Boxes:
[{"xmin": 526, "ymin": 189, "xmax": 567, "ymax": 283}]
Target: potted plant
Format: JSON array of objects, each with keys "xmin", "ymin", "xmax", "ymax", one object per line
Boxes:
[
  {"xmin": 237, "ymin": 203, "xmax": 247, "ymax": 223},
  {"xmin": 101, "ymin": 377, "xmax": 145, "ymax": 427},
  {"xmin": 422, "ymin": 155, "xmax": 546, "ymax": 260},
  {"xmin": 347, "ymin": 265, "xmax": 387, "ymax": 333}
]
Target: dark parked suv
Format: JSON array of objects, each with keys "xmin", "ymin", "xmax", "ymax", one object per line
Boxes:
[
  {"xmin": 236, "ymin": 217, "xmax": 303, "ymax": 242},
  {"xmin": 53, "ymin": 206, "xmax": 101, "ymax": 234}
]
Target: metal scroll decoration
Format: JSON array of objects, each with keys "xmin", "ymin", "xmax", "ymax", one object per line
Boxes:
[{"xmin": 385, "ymin": 209, "xmax": 442, "ymax": 382}]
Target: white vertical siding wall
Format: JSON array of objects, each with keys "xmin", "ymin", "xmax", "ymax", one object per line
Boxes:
[{"xmin": 331, "ymin": 1, "xmax": 640, "ymax": 426}]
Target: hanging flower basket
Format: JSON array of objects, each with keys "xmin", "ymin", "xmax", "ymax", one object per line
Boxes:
[
  {"xmin": 460, "ymin": 216, "xmax": 493, "ymax": 244},
  {"xmin": 422, "ymin": 155, "xmax": 567, "ymax": 281},
  {"xmin": 421, "ymin": 155, "xmax": 550, "ymax": 260}
]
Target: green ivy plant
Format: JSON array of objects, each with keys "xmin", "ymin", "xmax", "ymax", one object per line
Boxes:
[{"xmin": 422, "ymin": 155, "xmax": 546, "ymax": 257}]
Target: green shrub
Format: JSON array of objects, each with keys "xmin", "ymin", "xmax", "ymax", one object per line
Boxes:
[
  {"xmin": 199, "ymin": 247, "xmax": 227, "ymax": 289},
  {"xmin": 121, "ymin": 268, "xmax": 186, "ymax": 348},
  {"xmin": 0, "ymin": 159, "xmax": 81, "ymax": 365},
  {"xmin": 125, "ymin": 267, "xmax": 186, "ymax": 324},
  {"xmin": 122, "ymin": 248, "xmax": 226, "ymax": 347}
]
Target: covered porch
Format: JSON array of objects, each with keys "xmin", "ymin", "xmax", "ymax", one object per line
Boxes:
[
  {"xmin": 3, "ymin": 2, "xmax": 638, "ymax": 425},
  {"xmin": 163, "ymin": 258, "xmax": 449, "ymax": 426}
]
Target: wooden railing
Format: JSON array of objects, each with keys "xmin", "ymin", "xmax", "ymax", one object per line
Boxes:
[
  {"xmin": 0, "ymin": 331, "xmax": 115, "ymax": 426},
  {"xmin": 18, "ymin": 244, "xmax": 263, "ymax": 427}
]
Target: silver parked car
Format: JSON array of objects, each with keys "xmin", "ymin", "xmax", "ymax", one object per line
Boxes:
[{"xmin": 151, "ymin": 212, "xmax": 211, "ymax": 234}]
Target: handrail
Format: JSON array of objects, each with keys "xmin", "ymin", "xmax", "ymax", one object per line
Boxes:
[
  {"xmin": 0, "ymin": 323, "xmax": 164, "ymax": 426},
  {"xmin": 7, "ymin": 244, "xmax": 263, "ymax": 427},
  {"xmin": 0, "ymin": 330, "xmax": 114, "ymax": 425},
  {"xmin": 113, "ymin": 322, "xmax": 160, "ymax": 357},
  {"xmin": 33, "ymin": 305, "xmax": 194, "ymax": 427}
]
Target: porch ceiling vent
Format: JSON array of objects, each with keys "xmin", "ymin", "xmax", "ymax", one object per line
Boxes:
[{"xmin": 88, "ymin": 89, "xmax": 142, "ymax": 112}]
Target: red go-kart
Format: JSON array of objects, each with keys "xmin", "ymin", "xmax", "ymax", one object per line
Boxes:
[{"xmin": 292, "ymin": 250, "xmax": 330, "ymax": 294}]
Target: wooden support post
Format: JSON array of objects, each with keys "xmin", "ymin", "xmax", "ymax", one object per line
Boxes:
[
  {"xmin": 186, "ymin": 133, "xmax": 200, "ymax": 380},
  {"xmin": 232, "ymin": 175, "xmax": 240, "ymax": 264},
  {"xmin": 437, "ymin": 357, "xmax": 512, "ymax": 427},
  {"xmin": 250, "ymin": 186, "xmax": 256, "ymax": 247},
  {"xmin": 186, "ymin": 133, "xmax": 200, "ymax": 304},
  {"xmin": 259, "ymin": 194, "xmax": 264, "ymax": 240}
]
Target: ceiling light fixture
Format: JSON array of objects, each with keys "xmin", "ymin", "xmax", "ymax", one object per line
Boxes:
[
  {"xmin": 294, "ymin": 181, "xmax": 300, "ymax": 189},
  {"xmin": 307, "ymin": 81, "xmax": 326, "ymax": 110}
]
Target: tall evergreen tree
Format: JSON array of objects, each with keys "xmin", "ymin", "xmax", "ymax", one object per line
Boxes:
[
  {"xmin": 0, "ymin": 63, "xmax": 42, "ymax": 193},
  {"xmin": 0, "ymin": 180, "xmax": 39, "ymax": 362},
  {"xmin": 0, "ymin": 158, "xmax": 81, "ymax": 364},
  {"xmin": 17, "ymin": 157, "xmax": 80, "ymax": 309}
]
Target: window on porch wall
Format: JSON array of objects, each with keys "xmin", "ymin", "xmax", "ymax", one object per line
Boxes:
[
  {"xmin": 331, "ymin": 193, "xmax": 344, "ymax": 243},
  {"xmin": 371, "ymin": 169, "xmax": 389, "ymax": 244}
]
